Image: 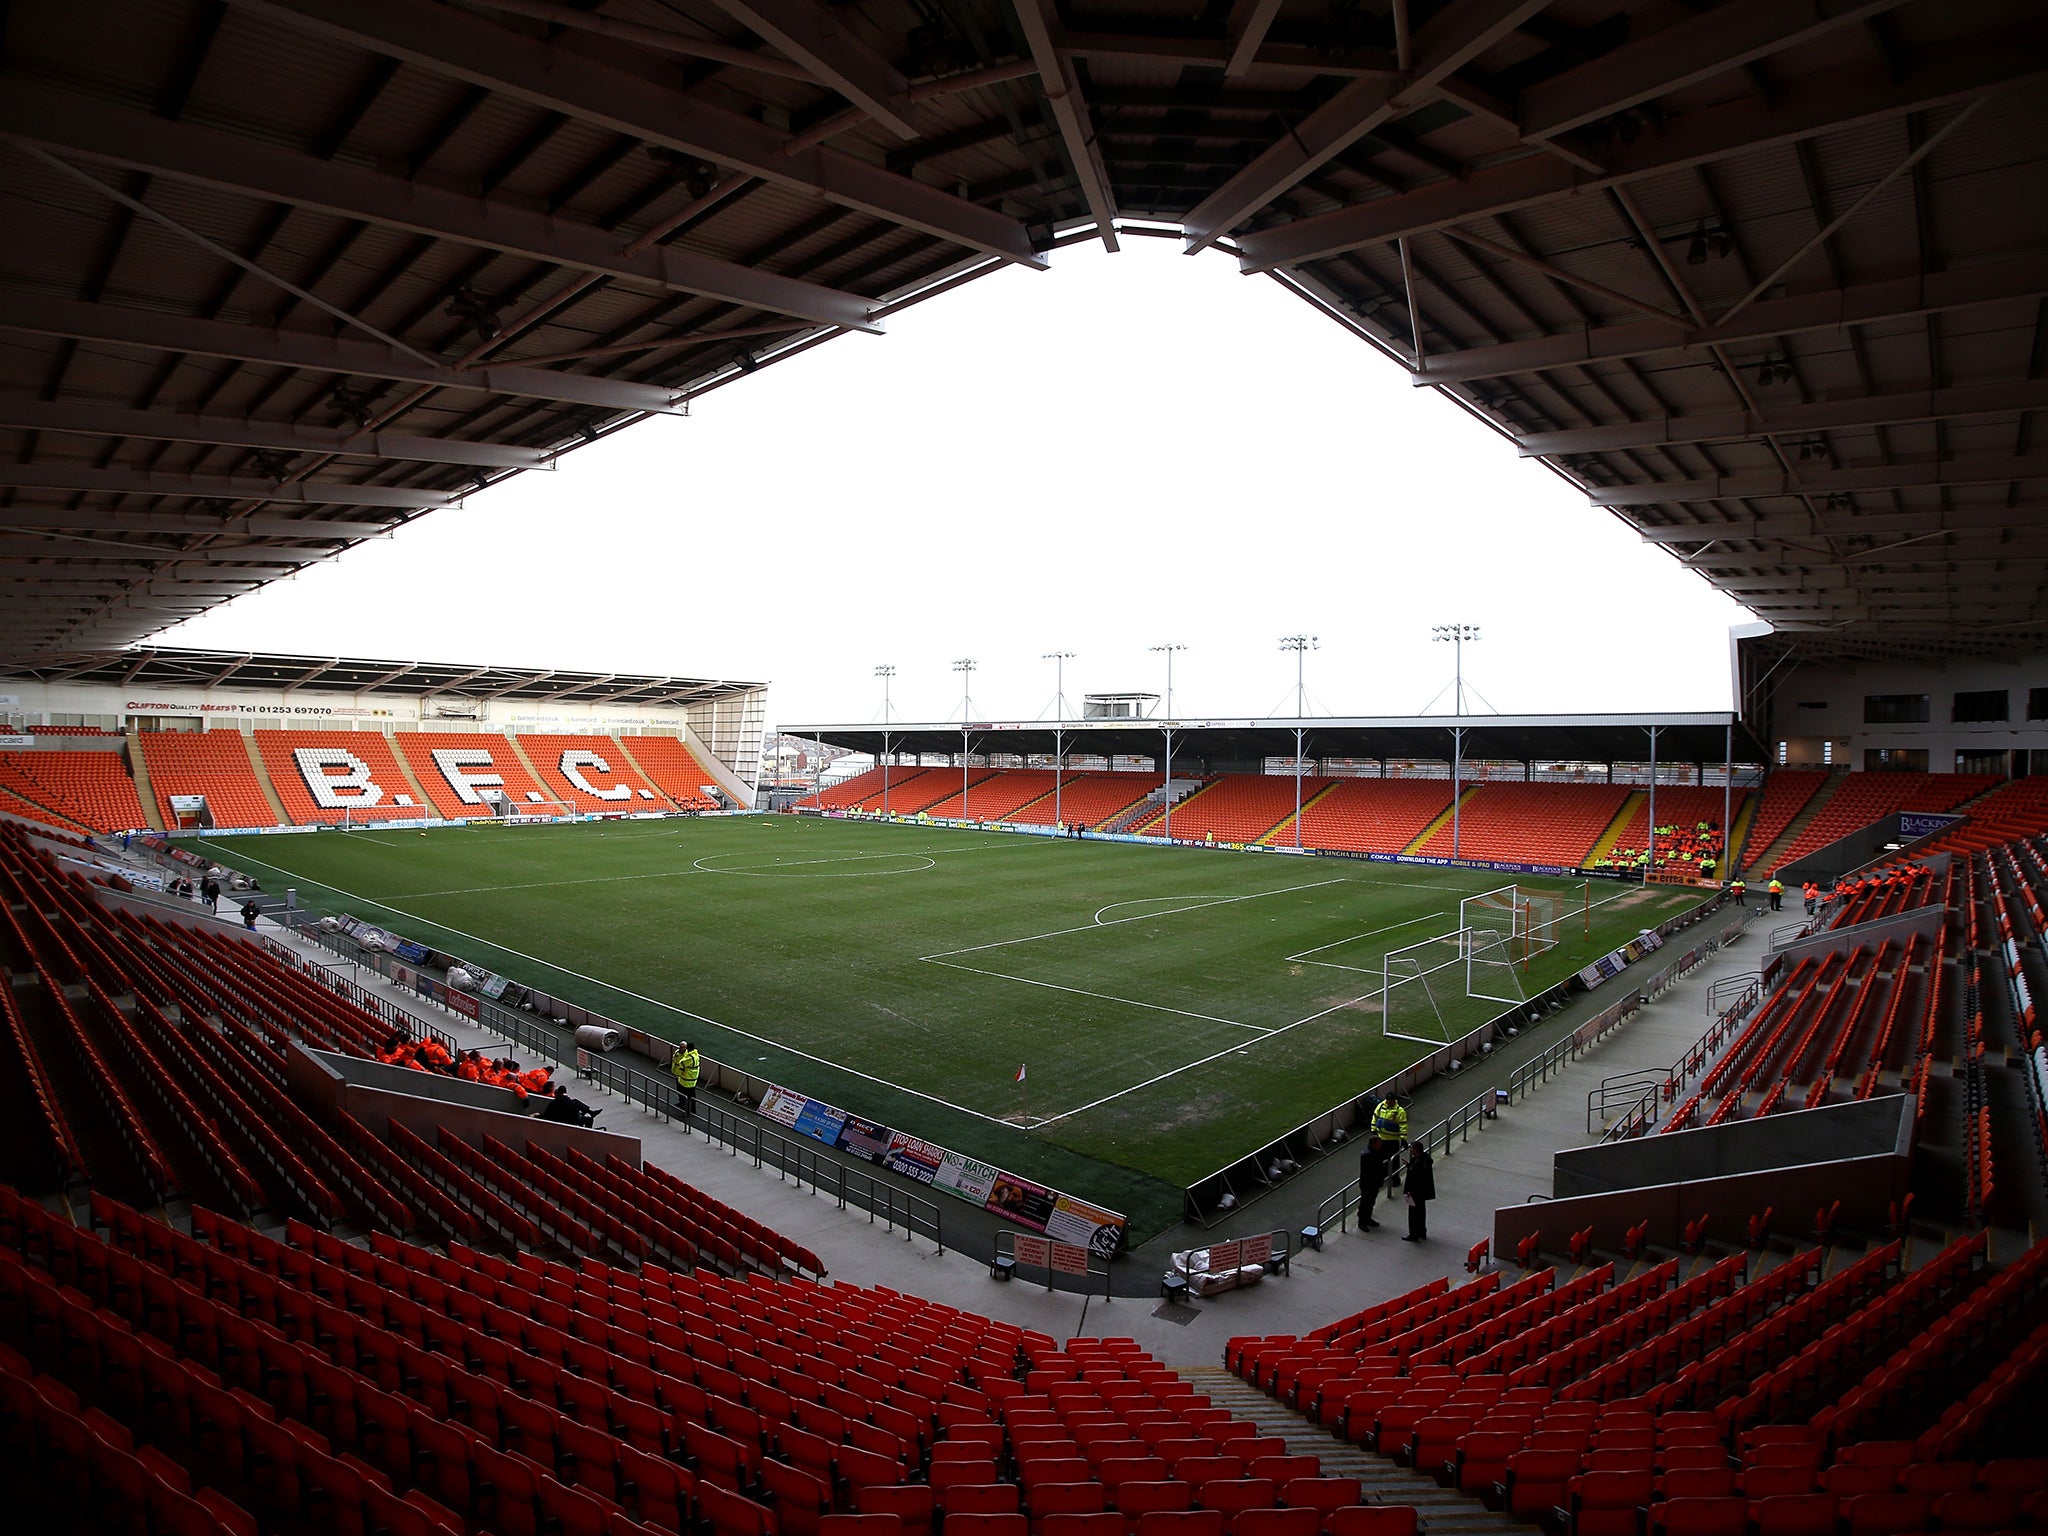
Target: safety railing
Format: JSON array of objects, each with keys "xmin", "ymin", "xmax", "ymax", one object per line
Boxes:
[
  {"xmin": 696, "ymin": 1103, "xmax": 944, "ymax": 1251},
  {"xmin": 260, "ymin": 932, "xmax": 460, "ymax": 1057},
  {"xmin": 993, "ymin": 1227, "xmax": 1115, "ymax": 1297},
  {"xmin": 1506, "ymin": 987, "xmax": 1643, "ymax": 1101},
  {"xmin": 1315, "ymin": 1088, "xmax": 1495, "ymax": 1236},
  {"xmin": 1588, "ymin": 1070, "xmax": 1664, "ymax": 1137}
]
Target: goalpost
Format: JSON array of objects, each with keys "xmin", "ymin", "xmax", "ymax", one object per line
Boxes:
[
  {"xmin": 1379, "ymin": 885, "xmax": 1573, "ymax": 1046},
  {"xmin": 480, "ymin": 791, "xmax": 577, "ymax": 824}
]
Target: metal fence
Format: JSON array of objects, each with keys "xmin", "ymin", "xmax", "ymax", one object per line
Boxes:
[
  {"xmin": 1314, "ymin": 1087, "xmax": 1496, "ymax": 1236},
  {"xmin": 694, "ymin": 1103, "xmax": 944, "ymax": 1251},
  {"xmin": 261, "ymin": 934, "xmax": 459, "ymax": 1056},
  {"xmin": 992, "ymin": 1228, "xmax": 1115, "ymax": 1298}
]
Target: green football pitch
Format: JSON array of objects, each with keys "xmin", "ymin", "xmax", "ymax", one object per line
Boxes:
[{"xmin": 182, "ymin": 816, "xmax": 1707, "ymax": 1235}]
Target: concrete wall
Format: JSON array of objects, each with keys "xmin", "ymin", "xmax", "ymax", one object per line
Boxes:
[
  {"xmin": 1494, "ymin": 1095, "xmax": 1911, "ymax": 1258},
  {"xmin": 1756, "ymin": 651, "xmax": 2047, "ymax": 774},
  {"xmin": 1767, "ymin": 902, "xmax": 1948, "ymax": 970}
]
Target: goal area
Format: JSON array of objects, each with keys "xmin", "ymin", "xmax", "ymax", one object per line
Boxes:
[{"xmin": 1379, "ymin": 885, "xmax": 1573, "ymax": 1046}]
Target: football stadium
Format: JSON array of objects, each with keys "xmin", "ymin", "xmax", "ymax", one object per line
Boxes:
[{"xmin": 3, "ymin": 2, "xmax": 2048, "ymax": 1534}]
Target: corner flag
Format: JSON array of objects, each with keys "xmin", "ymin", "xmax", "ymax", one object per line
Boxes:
[{"xmin": 1015, "ymin": 1064, "xmax": 1027, "ymax": 1083}]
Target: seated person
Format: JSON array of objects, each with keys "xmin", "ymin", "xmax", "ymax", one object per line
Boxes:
[{"xmin": 541, "ymin": 1082, "xmax": 594, "ymax": 1125}]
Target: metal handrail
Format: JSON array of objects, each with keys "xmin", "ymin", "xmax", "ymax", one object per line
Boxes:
[
  {"xmin": 1315, "ymin": 1088, "xmax": 1494, "ymax": 1235},
  {"xmin": 693, "ymin": 1102, "xmax": 945, "ymax": 1251},
  {"xmin": 1587, "ymin": 1070, "xmax": 1664, "ymax": 1135},
  {"xmin": 992, "ymin": 1228, "xmax": 1115, "ymax": 1297}
]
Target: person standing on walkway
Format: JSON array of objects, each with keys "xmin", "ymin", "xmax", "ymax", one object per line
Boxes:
[
  {"xmin": 1803, "ymin": 881, "xmax": 1821, "ymax": 916},
  {"xmin": 200, "ymin": 876, "xmax": 220, "ymax": 914},
  {"xmin": 670, "ymin": 1039, "xmax": 701, "ymax": 1126},
  {"xmin": 1731, "ymin": 876, "xmax": 1746, "ymax": 905},
  {"xmin": 240, "ymin": 900, "xmax": 260, "ymax": 931},
  {"xmin": 1371, "ymin": 1092, "xmax": 1409, "ymax": 1148},
  {"xmin": 1767, "ymin": 874, "xmax": 1784, "ymax": 911},
  {"xmin": 1401, "ymin": 1144, "xmax": 1436, "ymax": 1241},
  {"xmin": 1357, "ymin": 1134, "xmax": 1394, "ymax": 1230}
]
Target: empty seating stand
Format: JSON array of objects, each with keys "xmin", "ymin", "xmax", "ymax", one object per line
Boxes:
[
  {"xmin": 1006, "ymin": 773, "xmax": 1161, "ymax": 829},
  {"xmin": 138, "ymin": 732, "xmax": 277, "ymax": 829},
  {"xmin": 253, "ymin": 730, "xmax": 428, "ymax": 825},
  {"xmin": 1771, "ymin": 774, "xmax": 1998, "ymax": 872},
  {"xmin": 1289, "ymin": 780, "xmax": 1453, "ymax": 855},
  {"xmin": 1132, "ymin": 775, "xmax": 1336, "ymax": 844},
  {"xmin": 1739, "ymin": 773, "xmax": 1833, "ymax": 874},
  {"xmin": 515, "ymin": 733, "xmax": 670, "ymax": 813},
  {"xmin": 812, "ymin": 765, "xmax": 936, "ymax": 810},
  {"xmin": 626, "ymin": 734, "xmax": 722, "ymax": 810},
  {"xmin": 395, "ymin": 732, "xmax": 552, "ymax": 820},
  {"xmin": 1414, "ymin": 783, "xmax": 1630, "ymax": 867},
  {"xmin": 0, "ymin": 749, "xmax": 147, "ymax": 833}
]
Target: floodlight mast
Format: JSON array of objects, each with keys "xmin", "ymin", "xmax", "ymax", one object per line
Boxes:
[
  {"xmin": 1044, "ymin": 651, "xmax": 1075, "ymax": 832},
  {"xmin": 1281, "ymin": 636, "xmax": 1317, "ymax": 849},
  {"xmin": 953, "ymin": 658, "xmax": 976, "ymax": 820},
  {"xmin": 874, "ymin": 664, "xmax": 895, "ymax": 817},
  {"xmin": 1150, "ymin": 644, "xmax": 1186, "ymax": 839},
  {"xmin": 1433, "ymin": 625, "xmax": 1480, "ymax": 858}
]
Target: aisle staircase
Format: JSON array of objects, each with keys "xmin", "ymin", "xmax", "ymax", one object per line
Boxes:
[
  {"xmin": 238, "ymin": 729, "xmax": 292, "ymax": 826},
  {"xmin": 1261, "ymin": 781, "xmax": 1342, "ymax": 847},
  {"xmin": 1176, "ymin": 1367, "xmax": 1524, "ymax": 1536},
  {"xmin": 609, "ymin": 734, "xmax": 682, "ymax": 811},
  {"xmin": 1740, "ymin": 769, "xmax": 1848, "ymax": 873},
  {"xmin": 1583, "ymin": 790, "xmax": 1647, "ymax": 868},
  {"xmin": 124, "ymin": 730, "xmax": 165, "ymax": 832},
  {"xmin": 1401, "ymin": 787, "xmax": 1475, "ymax": 855}
]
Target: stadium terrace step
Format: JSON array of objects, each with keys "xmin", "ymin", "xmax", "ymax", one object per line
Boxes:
[
  {"xmin": 1584, "ymin": 790, "xmax": 1646, "ymax": 870},
  {"xmin": 1738, "ymin": 769, "xmax": 1843, "ymax": 874},
  {"xmin": 1177, "ymin": 1368, "xmax": 1526, "ymax": 1535},
  {"xmin": 125, "ymin": 728, "xmax": 165, "ymax": 833},
  {"xmin": 1261, "ymin": 779, "xmax": 1343, "ymax": 848},
  {"xmin": 500, "ymin": 731, "xmax": 555, "ymax": 806},
  {"xmin": 1401, "ymin": 787, "xmax": 1475, "ymax": 855},
  {"xmin": 239, "ymin": 729, "xmax": 293, "ymax": 826},
  {"xmin": 607, "ymin": 733, "xmax": 682, "ymax": 810}
]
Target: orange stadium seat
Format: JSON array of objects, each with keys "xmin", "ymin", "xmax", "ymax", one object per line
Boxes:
[
  {"xmin": 1737, "ymin": 773, "xmax": 1830, "ymax": 872},
  {"xmin": 812, "ymin": 764, "xmax": 935, "ymax": 810},
  {"xmin": 1594, "ymin": 786, "xmax": 1749, "ymax": 881},
  {"xmin": 0, "ymin": 749, "xmax": 148, "ymax": 833},
  {"xmin": 137, "ymin": 732, "xmax": 278, "ymax": 829},
  {"xmin": 516, "ymin": 733, "xmax": 667, "ymax": 813},
  {"xmin": 921, "ymin": 769, "xmax": 1061, "ymax": 822},
  {"xmin": 1413, "ymin": 783, "xmax": 1630, "ymax": 866},
  {"xmin": 1771, "ymin": 774, "xmax": 1997, "ymax": 871},
  {"xmin": 1289, "ymin": 779, "xmax": 1454, "ymax": 855},
  {"xmin": 1133, "ymin": 774, "xmax": 1336, "ymax": 843},
  {"xmin": 254, "ymin": 731, "xmax": 429, "ymax": 825},
  {"xmin": 394, "ymin": 733, "xmax": 552, "ymax": 820},
  {"xmin": 1916, "ymin": 778, "xmax": 2048, "ymax": 854},
  {"xmin": 1005, "ymin": 772, "xmax": 1161, "ymax": 829},
  {"xmin": 624, "ymin": 734, "xmax": 721, "ymax": 810}
]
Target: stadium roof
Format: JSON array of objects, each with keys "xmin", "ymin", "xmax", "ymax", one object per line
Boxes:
[
  {"xmin": 2, "ymin": 0, "xmax": 2042, "ymax": 661},
  {"xmin": 0, "ymin": 644, "xmax": 761, "ymax": 706},
  {"xmin": 788, "ymin": 710, "xmax": 1763, "ymax": 764}
]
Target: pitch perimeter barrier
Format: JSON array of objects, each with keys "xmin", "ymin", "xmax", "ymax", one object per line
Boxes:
[
  {"xmin": 993, "ymin": 1228, "xmax": 1114, "ymax": 1297},
  {"xmin": 695, "ymin": 1102, "xmax": 945, "ymax": 1251}
]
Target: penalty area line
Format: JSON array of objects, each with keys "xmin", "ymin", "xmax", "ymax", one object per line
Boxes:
[
  {"xmin": 207, "ymin": 844, "xmax": 1024, "ymax": 1130},
  {"xmin": 924, "ymin": 958, "xmax": 1277, "ymax": 1034},
  {"xmin": 922, "ymin": 876, "xmax": 1351, "ymax": 961}
]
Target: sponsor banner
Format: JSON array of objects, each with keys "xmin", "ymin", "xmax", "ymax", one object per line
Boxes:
[
  {"xmin": 756, "ymin": 1084, "xmax": 806, "ymax": 1130},
  {"xmin": 791, "ymin": 1098, "xmax": 849, "ymax": 1146},
  {"xmin": 1012, "ymin": 1234, "xmax": 1051, "ymax": 1269},
  {"xmin": 0, "ymin": 694, "xmax": 19, "ymax": 708},
  {"xmin": 932, "ymin": 1150, "xmax": 999, "ymax": 1206},
  {"xmin": 391, "ymin": 938, "xmax": 431, "ymax": 964},
  {"xmin": 1046, "ymin": 1193, "xmax": 1127, "ymax": 1255},
  {"xmin": 882, "ymin": 1132, "xmax": 945, "ymax": 1185},
  {"xmin": 0, "ymin": 735, "xmax": 32, "ymax": 748},
  {"xmin": 1578, "ymin": 963, "xmax": 1608, "ymax": 989},
  {"xmin": 836, "ymin": 1115, "xmax": 894, "ymax": 1162},
  {"xmin": 985, "ymin": 1170, "xmax": 1057, "ymax": 1232},
  {"xmin": 1900, "ymin": 812, "xmax": 1963, "ymax": 840},
  {"xmin": 1049, "ymin": 1242, "xmax": 1092, "ymax": 1276},
  {"xmin": 478, "ymin": 973, "xmax": 510, "ymax": 1000},
  {"xmin": 446, "ymin": 990, "xmax": 481, "ymax": 1020}
]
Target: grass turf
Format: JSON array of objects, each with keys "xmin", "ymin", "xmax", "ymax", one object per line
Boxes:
[{"xmin": 184, "ymin": 816, "xmax": 1706, "ymax": 1237}]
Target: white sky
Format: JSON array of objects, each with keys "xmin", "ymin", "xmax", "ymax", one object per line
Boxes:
[{"xmin": 162, "ymin": 238, "xmax": 1755, "ymax": 728}]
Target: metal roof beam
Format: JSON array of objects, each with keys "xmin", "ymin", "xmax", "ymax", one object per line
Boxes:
[
  {"xmin": 0, "ymin": 80, "xmax": 883, "ymax": 333},
  {"xmin": 1181, "ymin": 0, "xmax": 1550, "ymax": 250},
  {"xmin": 1223, "ymin": 0, "xmax": 1287, "ymax": 79},
  {"xmin": 1237, "ymin": 22, "xmax": 2048, "ymax": 271},
  {"xmin": 0, "ymin": 291, "xmax": 684, "ymax": 415},
  {"xmin": 0, "ymin": 463, "xmax": 447, "ymax": 509},
  {"xmin": 1060, "ymin": 31, "xmax": 1399, "ymax": 78},
  {"xmin": 0, "ymin": 396, "xmax": 550, "ymax": 468},
  {"xmin": 0, "ymin": 508, "xmax": 391, "ymax": 539},
  {"xmin": 702, "ymin": 0, "xmax": 917, "ymax": 139},
  {"xmin": 1593, "ymin": 451, "xmax": 2048, "ymax": 506},
  {"xmin": 1409, "ymin": 252, "xmax": 2048, "ymax": 384},
  {"xmin": 225, "ymin": 0, "xmax": 1042, "ymax": 267},
  {"xmin": 0, "ymin": 536, "xmax": 313, "ymax": 561},
  {"xmin": 1517, "ymin": 377, "xmax": 2048, "ymax": 456},
  {"xmin": 1520, "ymin": 0, "xmax": 1912, "ymax": 141},
  {"xmin": 1640, "ymin": 505, "xmax": 2048, "ymax": 543},
  {"xmin": 1011, "ymin": 0, "xmax": 1120, "ymax": 252}
]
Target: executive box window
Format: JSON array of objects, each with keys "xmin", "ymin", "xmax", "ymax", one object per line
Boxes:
[
  {"xmin": 1866, "ymin": 747, "xmax": 1930, "ymax": 772},
  {"xmin": 2029, "ymin": 687, "xmax": 2048, "ymax": 721},
  {"xmin": 1956, "ymin": 750, "xmax": 2010, "ymax": 776},
  {"xmin": 1864, "ymin": 694, "xmax": 1930, "ymax": 724},
  {"xmin": 1952, "ymin": 689, "xmax": 2009, "ymax": 723}
]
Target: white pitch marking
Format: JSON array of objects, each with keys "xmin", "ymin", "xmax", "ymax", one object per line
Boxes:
[
  {"xmin": 1287, "ymin": 911, "xmax": 1447, "ymax": 963},
  {"xmin": 692, "ymin": 851, "xmax": 938, "ymax": 876},
  {"xmin": 927, "ymin": 958, "xmax": 1277, "ymax": 1034},
  {"xmin": 921, "ymin": 877, "xmax": 1351, "ymax": 961},
  {"xmin": 200, "ymin": 843, "xmax": 1023, "ymax": 1128}
]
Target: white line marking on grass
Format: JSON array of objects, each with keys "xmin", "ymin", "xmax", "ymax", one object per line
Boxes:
[
  {"xmin": 205, "ymin": 843, "xmax": 1025, "ymax": 1128},
  {"xmin": 1286, "ymin": 912, "xmax": 1447, "ymax": 963},
  {"xmin": 388, "ymin": 841, "xmax": 1014, "ymax": 898},
  {"xmin": 691, "ymin": 852, "xmax": 938, "ymax": 876},
  {"xmin": 927, "ymin": 958, "xmax": 1278, "ymax": 1034},
  {"xmin": 921, "ymin": 877, "xmax": 1351, "ymax": 961}
]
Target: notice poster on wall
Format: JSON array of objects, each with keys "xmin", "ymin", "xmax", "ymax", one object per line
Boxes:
[
  {"xmin": 882, "ymin": 1132, "xmax": 944, "ymax": 1185},
  {"xmin": 478, "ymin": 973, "xmax": 510, "ymax": 1000},
  {"xmin": 755, "ymin": 1084, "xmax": 805, "ymax": 1130},
  {"xmin": 836, "ymin": 1116, "xmax": 894, "ymax": 1162},
  {"xmin": 1046, "ymin": 1193, "xmax": 1128, "ymax": 1255},
  {"xmin": 985, "ymin": 1170, "xmax": 1057, "ymax": 1232},
  {"xmin": 391, "ymin": 938, "xmax": 431, "ymax": 964},
  {"xmin": 932, "ymin": 1150, "xmax": 999, "ymax": 1206}
]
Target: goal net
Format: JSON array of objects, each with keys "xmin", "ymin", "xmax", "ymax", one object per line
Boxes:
[
  {"xmin": 481, "ymin": 791, "xmax": 576, "ymax": 823},
  {"xmin": 1462, "ymin": 884, "xmax": 1565, "ymax": 966},
  {"xmin": 1381, "ymin": 925, "xmax": 1528, "ymax": 1046}
]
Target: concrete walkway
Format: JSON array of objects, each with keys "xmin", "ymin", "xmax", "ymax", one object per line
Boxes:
[{"xmin": 258, "ymin": 904, "xmax": 1777, "ymax": 1368}]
